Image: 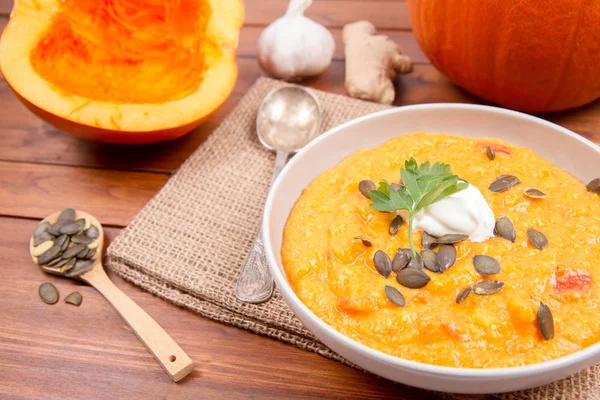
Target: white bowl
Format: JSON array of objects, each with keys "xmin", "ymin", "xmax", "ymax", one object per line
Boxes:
[{"xmin": 262, "ymin": 103, "xmax": 600, "ymax": 394}]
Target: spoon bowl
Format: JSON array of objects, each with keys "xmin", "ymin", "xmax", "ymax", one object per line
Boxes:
[{"xmin": 30, "ymin": 209, "xmax": 194, "ymax": 382}]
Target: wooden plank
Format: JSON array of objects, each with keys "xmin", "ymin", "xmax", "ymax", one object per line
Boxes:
[
  {"xmin": 244, "ymin": 0, "xmax": 411, "ymax": 30},
  {"xmin": 0, "ymin": 216, "xmax": 442, "ymax": 400},
  {"xmin": 0, "ymin": 0, "xmax": 10, "ymax": 16},
  {"xmin": 0, "ymin": 161, "xmax": 169, "ymax": 226}
]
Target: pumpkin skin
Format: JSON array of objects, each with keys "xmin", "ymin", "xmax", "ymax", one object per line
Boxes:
[
  {"xmin": 0, "ymin": 0, "xmax": 244, "ymax": 144},
  {"xmin": 407, "ymin": 0, "xmax": 600, "ymax": 113}
]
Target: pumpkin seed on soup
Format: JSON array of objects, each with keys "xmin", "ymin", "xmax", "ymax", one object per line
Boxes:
[
  {"xmin": 537, "ymin": 302, "xmax": 554, "ymax": 341},
  {"xmin": 421, "ymin": 232, "xmax": 437, "ymax": 249},
  {"xmin": 65, "ymin": 291, "xmax": 83, "ymax": 306},
  {"xmin": 527, "ymin": 228, "xmax": 548, "ymax": 250},
  {"xmin": 358, "ymin": 180, "xmax": 376, "ymax": 199},
  {"xmin": 486, "ymin": 146, "xmax": 495, "ymax": 160},
  {"xmin": 389, "ymin": 215, "xmax": 403, "ymax": 235},
  {"xmin": 434, "ymin": 234, "xmax": 468, "ymax": 245},
  {"xmin": 489, "ymin": 175, "xmax": 520, "ymax": 192},
  {"xmin": 473, "ymin": 280, "xmax": 504, "ymax": 295},
  {"xmin": 473, "ymin": 255, "xmax": 501, "ymax": 275},
  {"xmin": 587, "ymin": 178, "xmax": 600, "ymax": 195},
  {"xmin": 494, "ymin": 216, "xmax": 516, "ymax": 242},
  {"xmin": 384, "ymin": 285, "xmax": 405, "ymax": 307},
  {"xmin": 373, "ymin": 250, "xmax": 392, "ymax": 278},
  {"xmin": 389, "ymin": 182, "xmax": 404, "ymax": 191},
  {"xmin": 39, "ymin": 282, "xmax": 59, "ymax": 304},
  {"xmin": 392, "ymin": 251, "xmax": 410, "ymax": 272},
  {"xmin": 456, "ymin": 286, "xmax": 472, "ymax": 304},
  {"xmin": 407, "ymin": 252, "xmax": 424, "ymax": 270},
  {"xmin": 437, "ymin": 245, "xmax": 456, "ymax": 271},
  {"xmin": 421, "ymin": 249, "xmax": 441, "ymax": 273},
  {"xmin": 524, "ymin": 188, "xmax": 547, "ymax": 199},
  {"xmin": 353, "ymin": 236, "xmax": 372, "ymax": 247},
  {"xmin": 396, "ymin": 268, "xmax": 430, "ymax": 289}
]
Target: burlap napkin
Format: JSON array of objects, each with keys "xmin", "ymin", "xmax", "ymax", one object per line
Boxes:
[{"xmin": 107, "ymin": 77, "xmax": 600, "ymax": 399}]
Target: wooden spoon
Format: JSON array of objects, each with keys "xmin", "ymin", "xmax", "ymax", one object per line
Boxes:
[{"xmin": 30, "ymin": 210, "xmax": 194, "ymax": 382}]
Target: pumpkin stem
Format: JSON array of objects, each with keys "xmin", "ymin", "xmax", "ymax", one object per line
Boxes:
[{"xmin": 285, "ymin": 0, "xmax": 312, "ymax": 16}]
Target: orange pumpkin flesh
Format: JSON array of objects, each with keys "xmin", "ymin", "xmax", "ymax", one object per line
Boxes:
[
  {"xmin": 0, "ymin": 0, "xmax": 244, "ymax": 143},
  {"xmin": 407, "ymin": 0, "xmax": 600, "ymax": 113}
]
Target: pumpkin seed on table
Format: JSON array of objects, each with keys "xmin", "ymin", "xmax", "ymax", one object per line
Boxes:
[
  {"xmin": 586, "ymin": 178, "xmax": 600, "ymax": 194},
  {"xmin": 353, "ymin": 236, "xmax": 372, "ymax": 247},
  {"xmin": 486, "ymin": 146, "xmax": 495, "ymax": 160},
  {"xmin": 434, "ymin": 234, "xmax": 469, "ymax": 245},
  {"xmin": 373, "ymin": 250, "xmax": 392, "ymax": 278},
  {"xmin": 494, "ymin": 216, "xmax": 516, "ymax": 242},
  {"xmin": 473, "ymin": 255, "xmax": 501, "ymax": 275},
  {"xmin": 456, "ymin": 287, "xmax": 472, "ymax": 304},
  {"xmin": 537, "ymin": 302, "xmax": 554, "ymax": 341},
  {"xmin": 524, "ymin": 188, "xmax": 547, "ymax": 199},
  {"xmin": 384, "ymin": 285, "xmax": 405, "ymax": 307},
  {"xmin": 389, "ymin": 215, "xmax": 403, "ymax": 235},
  {"xmin": 489, "ymin": 175, "xmax": 521, "ymax": 193},
  {"xmin": 391, "ymin": 251, "xmax": 410, "ymax": 272},
  {"xmin": 527, "ymin": 228, "xmax": 548, "ymax": 250},
  {"xmin": 358, "ymin": 179, "xmax": 376, "ymax": 199},
  {"xmin": 437, "ymin": 245, "xmax": 456, "ymax": 271},
  {"xmin": 396, "ymin": 268, "xmax": 430, "ymax": 289},
  {"xmin": 421, "ymin": 249, "xmax": 442, "ymax": 273},
  {"xmin": 421, "ymin": 232, "xmax": 437, "ymax": 249},
  {"xmin": 473, "ymin": 280, "xmax": 504, "ymax": 295},
  {"xmin": 65, "ymin": 291, "xmax": 83, "ymax": 306},
  {"xmin": 39, "ymin": 282, "xmax": 59, "ymax": 304}
]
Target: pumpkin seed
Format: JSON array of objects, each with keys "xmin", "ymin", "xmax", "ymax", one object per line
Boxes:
[
  {"xmin": 494, "ymin": 216, "xmax": 516, "ymax": 242},
  {"xmin": 76, "ymin": 247, "xmax": 89, "ymax": 259},
  {"xmin": 473, "ymin": 255, "xmax": 501, "ymax": 275},
  {"xmin": 65, "ymin": 260, "xmax": 95, "ymax": 278},
  {"xmin": 389, "ymin": 182, "xmax": 404, "ymax": 191},
  {"xmin": 34, "ymin": 221, "xmax": 50, "ymax": 237},
  {"xmin": 486, "ymin": 146, "xmax": 495, "ymax": 160},
  {"xmin": 54, "ymin": 234, "xmax": 68, "ymax": 249},
  {"xmin": 437, "ymin": 245, "xmax": 456, "ymax": 271},
  {"xmin": 421, "ymin": 232, "xmax": 437, "ymax": 249},
  {"xmin": 396, "ymin": 268, "xmax": 430, "ymax": 289},
  {"xmin": 392, "ymin": 251, "xmax": 410, "ymax": 272},
  {"xmin": 59, "ymin": 218, "xmax": 85, "ymax": 235},
  {"xmin": 408, "ymin": 252, "xmax": 424, "ymax": 270},
  {"xmin": 33, "ymin": 231, "xmax": 53, "ymax": 247},
  {"xmin": 60, "ymin": 236, "xmax": 70, "ymax": 251},
  {"xmin": 62, "ymin": 244, "xmax": 88, "ymax": 259},
  {"xmin": 85, "ymin": 225, "xmax": 100, "ymax": 239},
  {"xmin": 65, "ymin": 291, "xmax": 83, "ymax": 306},
  {"xmin": 39, "ymin": 282, "xmax": 59, "ymax": 304},
  {"xmin": 489, "ymin": 175, "xmax": 521, "ymax": 192},
  {"xmin": 456, "ymin": 286, "xmax": 472, "ymax": 304},
  {"xmin": 47, "ymin": 257, "xmax": 70, "ymax": 268},
  {"xmin": 421, "ymin": 249, "xmax": 442, "ymax": 273},
  {"xmin": 527, "ymin": 228, "xmax": 548, "ymax": 250},
  {"xmin": 524, "ymin": 188, "xmax": 547, "ymax": 199},
  {"xmin": 384, "ymin": 285, "xmax": 405, "ymax": 307},
  {"xmin": 58, "ymin": 208, "xmax": 76, "ymax": 223},
  {"xmin": 434, "ymin": 234, "xmax": 469, "ymax": 245},
  {"xmin": 32, "ymin": 240, "xmax": 54, "ymax": 258},
  {"xmin": 373, "ymin": 250, "xmax": 392, "ymax": 278},
  {"xmin": 47, "ymin": 221, "xmax": 66, "ymax": 236},
  {"xmin": 354, "ymin": 236, "xmax": 372, "ymax": 247},
  {"xmin": 62, "ymin": 258, "xmax": 77, "ymax": 273},
  {"xmin": 389, "ymin": 215, "xmax": 403, "ymax": 235},
  {"xmin": 586, "ymin": 178, "xmax": 600, "ymax": 194},
  {"xmin": 71, "ymin": 234, "xmax": 93, "ymax": 245},
  {"xmin": 84, "ymin": 248, "xmax": 97, "ymax": 260},
  {"xmin": 38, "ymin": 244, "xmax": 63, "ymax": 265},
  {"xmin": 399, "ymin": 248, "xmax": 413, "ymax": 260},
  {"xmin": 358, "ymin": 180, "xmax": 376, "ymax": 199},
  {"xmin": 473, "ymin": 280, "xmax": 504, "ymax": 295},
  {"xmin": 88, "ymin": 240, "xmax": 99, "ymax": 249},
  {"xmin": 537, "ymin": 302, "xmax": 554, "ymax": 341}
]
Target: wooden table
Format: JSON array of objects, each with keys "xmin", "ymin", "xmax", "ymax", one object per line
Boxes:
[{"xmin": 1, "ymin": 1, "xmax": 599, "ymax": 399}]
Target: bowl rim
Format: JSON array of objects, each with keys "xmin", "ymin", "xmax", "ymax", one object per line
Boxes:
[{"xmin": 262, "ymin": 102, "xmax": 600, "ymax": 377}]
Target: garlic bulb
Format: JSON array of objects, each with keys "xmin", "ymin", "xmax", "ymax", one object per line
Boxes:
[{"xmin": 257, "ymin": 0, "xmax": 335, "ymax": 81}]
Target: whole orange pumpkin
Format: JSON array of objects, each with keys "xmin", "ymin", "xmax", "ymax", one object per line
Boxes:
[{"xmin": 407, "ymin": 0, "xmax": 600, "ymax": 113}]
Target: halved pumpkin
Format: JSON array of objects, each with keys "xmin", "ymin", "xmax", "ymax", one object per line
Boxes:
[{"xmin": 0, "ymin": 0, "xmax": 244, "ymax": 144}]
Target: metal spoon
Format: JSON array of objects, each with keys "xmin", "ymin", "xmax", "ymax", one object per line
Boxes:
[
  {"xmin": 30, "ymin": 210, "xmax": 194, "ymax": 382},
  {"xmin": 235, "ymin": 85, "xmax": 322, "ymax": 304}
]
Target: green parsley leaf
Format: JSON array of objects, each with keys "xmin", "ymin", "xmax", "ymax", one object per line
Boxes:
[{"xmin": 369, "ymin": 158, "xmax": 468, "ymax": 257}]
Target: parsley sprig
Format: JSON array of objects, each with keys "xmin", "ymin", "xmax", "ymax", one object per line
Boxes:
[{"xmin": 369, "ymin": 158, "xmax": 468, "ymax": 257}]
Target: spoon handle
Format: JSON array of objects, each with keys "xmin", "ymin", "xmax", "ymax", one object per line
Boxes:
[
  {"xmin": 86, "ymin": 268, "xmax": 194, "ymax": 382},
  {"xmin": 235, "ymin": 151, "xmax": 289, "ymax": 304}
]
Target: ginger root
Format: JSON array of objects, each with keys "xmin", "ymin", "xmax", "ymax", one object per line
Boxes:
[{"xmin": 343, "ymin": 21, "xmax": 413, "ymax": 105}]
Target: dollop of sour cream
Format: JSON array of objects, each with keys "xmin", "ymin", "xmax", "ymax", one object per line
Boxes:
[{"xmin": 398, "ymin": 184, "xmax": 495, "ymax": 242}]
